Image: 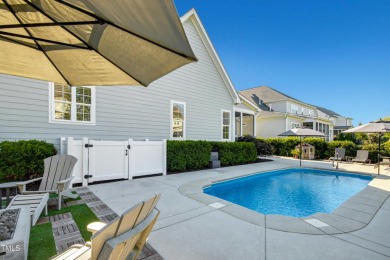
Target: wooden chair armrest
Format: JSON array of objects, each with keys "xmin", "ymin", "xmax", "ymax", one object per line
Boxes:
[
  {"xmin": 16, "ymin": 177, "xmax": 43, "ymax": 186},
  {"xmin": 16, "ymin": 177, "xmax": 43, "ymax": 192},
  {"xmin": 57, "ymin": 176, "xmax": 75, "ymax": 185},
  {"xmin": 87, "ymin": 222, "xmax": 107, "ymax": 235},
  {"xmin": 57, "ymin": 176, "xmax": 75, "ymax": 192}
]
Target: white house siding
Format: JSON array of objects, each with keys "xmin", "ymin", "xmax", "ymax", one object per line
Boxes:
[
  {"xmin": 256, "ymin": 117, "xmax": 286, "ymax": 138},
  {"xmin": 286, "ymin": 117, "xmax": 304, "ymax": 130},
  {"xmin": 267, "ymin": 101, "xmax": 285, "ymax": 113},
  {"xmin": 0, "ymin": 18, "xmax": 235, "ymax": 151}
]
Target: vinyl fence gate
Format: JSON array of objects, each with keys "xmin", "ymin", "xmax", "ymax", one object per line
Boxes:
[{"xmin": 61, "ymin": 137, "xmax": 167, "ymax": 186}]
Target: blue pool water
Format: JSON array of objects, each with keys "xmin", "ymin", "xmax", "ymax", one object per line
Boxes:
[{"xmin": 204, "ymin": 168, "xmax": 372, "ymax": 217}]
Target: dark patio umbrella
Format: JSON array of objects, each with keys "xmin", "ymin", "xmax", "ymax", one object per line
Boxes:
[
  {"xmin": 343, "ymin": 120, "xmax": 390, "ymax": 174},
  {"xmin": 278, "ymin": 128, "xmax": 325, "ymax": 166},
  {"xmin": 0, "ymin": 0, "xmax": 197, "ymax": 86}
]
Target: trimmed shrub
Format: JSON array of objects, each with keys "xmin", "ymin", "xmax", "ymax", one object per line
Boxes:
[
  {"xmin": 236, "ymin": 136, "xmax": 273, "ymax": 156},
  {"xmin": 255, "ymin": 138, "xmax": 274, "ymax": 156},
  {"xmin": 266, "ymin": 137, "xmax": 300, "ymax": 156},
  {"xmin": 212, "ymin": 142, "xmax": 257, "ymax": 166},
  {"xmin": 167, "ymin": 140, "xmax": 212, "ymax": 172},
  {"xmin": 167, "ymin": 140, "xmax": 257, "ymax": 173},
  {"xmin": 360, "ymin": 142, "xmax": 390, "ymax": 163},
  {"xmin": 303, "ymin": 137, "xmax": 328, "ymax": 159},
  {"xmin": 0, "ymin": 140, "xmax": 57, "ymax": 181}
]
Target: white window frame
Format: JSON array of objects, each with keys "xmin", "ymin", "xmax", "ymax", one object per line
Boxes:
[
  {"xmin": 48, "ymin": 82, "xmax": 96, "ymax": 125},
  {"xmin": 291, "ymin": 104, "xmax": 298, "ymax": 114},
  {"xmin": 221, "ymin": 109, "xmax": 231, "ymax": 141},
  {"xmin": 292, "ymin": 122, "xmax": 300, "ymax": 129},
  {"xmin": 170, "ymin": 100, "xmax": 186, "ymax": 139}
]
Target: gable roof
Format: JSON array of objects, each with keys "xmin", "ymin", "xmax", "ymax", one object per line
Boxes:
[
  {"xmin": 238, "ymin": 93, "xmax": 260, "ymax": 112},
  {"xmin": 240, "ymin": 86, "xmax": 346, "ymax": 118},
  {"xmin": 181, "ymin": 9, "xmax": 240, "ymax": 104},
  {"xmin": 315, "ymin": 106, "xmax": 341, "ymax": 117},
  {"xmin": 239, "ymin": 86, "xmax": 315, "ymax": 110}
]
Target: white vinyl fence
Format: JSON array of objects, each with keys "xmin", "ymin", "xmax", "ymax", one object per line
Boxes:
[{"xmin": 61, "ymin": 137, "xmax": 166, "ymax": 186}]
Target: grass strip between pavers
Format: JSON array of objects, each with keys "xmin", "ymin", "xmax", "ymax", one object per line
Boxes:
[
  {"xmin": 28, "ymin": 222, "xmax": 56, "ymax": 260},
  {"xmin": 29, "ymin": 204, "xmax": 100, "ymax": 259}
]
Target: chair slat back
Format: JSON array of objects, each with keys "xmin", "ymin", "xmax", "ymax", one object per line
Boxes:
[
  {"xmin": 116, "ymin": 194, "xmax": 161, "ymax": 236},
  {"xmin": 335, "ymin": 148, "xmax": 346, "ymax": 159},
  {"xmin": 39, "ymin": 155, "xmax": 77, "ymax": 191},
  {"xmin": 98, "ymin": 209, "xmax": 160, "ymax": 260},
  {"xmin": 91, "ymin": 217, "xmax": 121, "ymax": 260},
  {"xmin": 356, "ymin": 150, "xmax": 369, "ymax": 160},
  {"xmin": 94, "ymin": 194, "xmax": 161, "ymax": 260}
]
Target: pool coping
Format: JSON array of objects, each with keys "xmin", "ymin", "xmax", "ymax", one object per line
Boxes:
[{"xmin": 178, "ymin": 167, "xmax": 390, "ymax": 235}]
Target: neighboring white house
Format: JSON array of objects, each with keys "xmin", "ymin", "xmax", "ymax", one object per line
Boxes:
[
  {"xmin": 239, "ymin": 86, "xmax": 353, "ymax": 141},
  {"xmin": 315, "ymin": 106, "xmax": 353, "ymax": 138},
  {"xmin": 0, "ymin": 9, "xmax": 243, "ymax": 151}
]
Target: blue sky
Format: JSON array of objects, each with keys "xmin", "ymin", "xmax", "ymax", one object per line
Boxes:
[{"xmin": 174, "ymin": 1, "xmax": 390, "ymax": 125}]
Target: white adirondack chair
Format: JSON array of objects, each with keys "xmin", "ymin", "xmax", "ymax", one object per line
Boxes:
[
  {"xmin": 16, "ymin": 155, "xmax": 78, "ymax": 210},
  {"xmin": 51, "ymin": 194, "xmax": 161, "ymax": 260}
]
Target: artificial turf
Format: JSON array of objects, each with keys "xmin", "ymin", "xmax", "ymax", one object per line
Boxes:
[
  {"xmin": 28, "ymin": 204, "xmax": 99, "ymax": 259},
  {"xmin": 28, "ymin": 222, "xmax": 56, "ymax": 260}
]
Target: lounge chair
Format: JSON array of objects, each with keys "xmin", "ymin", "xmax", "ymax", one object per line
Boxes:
[
  {"xmin": 374, "ymin": 156, "xmax": 390, "ymax": 169},
  {"xmin": 51, "ymin": 194, "xmax": 161, "ymax": 260},
  {"xmin": 351, "ymin": 150, "xmax": 371, "ymax": 164},
  {"xmin": 16, "ymin": 155, "xmax": 78, "ymax": 210},
  {"xmin": 329, "ymin": 148, "xmax": 346, "ymax": 161},
  {"xmin": 7, "ymin": 193, "xmax": 49, "ymax": 226}
]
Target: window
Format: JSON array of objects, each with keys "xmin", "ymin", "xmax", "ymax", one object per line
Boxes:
[
  {"xmin": 292, "ymin": 123, "xmax": 300, "ymax": 129},
  {"xmin": 49, "ymin": 83, "xmax": 95, "ymax": 125},
  {"xmin": 303, "ymin": 122, "xmax": 313, "ymax": 129},
  {"xmin": 222, "ymin": 110, "xmax": 231, "ymax": 140},
  {"xmin": 171, "ymin": 101, "xmax": 186, "ymax": 139},
  {"xmin": 235, "ymin": 111, "xmax": 241, "ymax": 137},
  {"xmin": 309, "ymin": 109, "xmax": 314, "ymax": 116},
  {"xmin": 291, "ymin": 104, "xmax": 298, "ymax": 114}
]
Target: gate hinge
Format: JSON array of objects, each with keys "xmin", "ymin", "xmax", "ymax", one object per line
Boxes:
[
  {"xmin": 85, "ymin": 144, "xmax": 93, "ymax": 148},
  {"xmin": 84, "ymin": 175, "xmax": 93, "ymax": 179}
]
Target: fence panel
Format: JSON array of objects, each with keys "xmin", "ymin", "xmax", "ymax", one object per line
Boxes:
[{"xmin": 64, "ymin": 137, "xmax": 166, "ymax": 186}]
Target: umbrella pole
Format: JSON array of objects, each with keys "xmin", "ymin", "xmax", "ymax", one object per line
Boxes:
[
  {"xmin": 378, "ymin": 133, "xmax": 381, "ymax": 175},
  {"xmin": 300, "ymin": 136, "xmax": 302, "ymax": 166}
]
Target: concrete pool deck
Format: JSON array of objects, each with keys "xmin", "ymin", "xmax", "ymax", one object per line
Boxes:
[{"xmin": 89, "ymin": 157, "xmax": 390, "ymax": 260}]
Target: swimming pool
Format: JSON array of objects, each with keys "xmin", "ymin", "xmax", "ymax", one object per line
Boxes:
[{"xmin": 204, "ymin": 168, "xmax": 373, "ymax": 217}]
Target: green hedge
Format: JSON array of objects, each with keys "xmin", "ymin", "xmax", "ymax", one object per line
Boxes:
[
  {"xmin": 327, "ymin": 141, "xmax": 358, "ymax": 158},
  {"xmin": 0, "ymin": 140, "xmax": 57, "ymax": 182},
  {"xmin": 167, "ymin": 140, "xmax": 212, "ymax": 172},
  {"xmin": 265, "ymin": 137, "xmax": 300, "ymax": 156},
  {"xmin": 167, "ymin": 140, "xmax": 258, "ymax": 173},
  {"xmin": 212, "ymin": 142, "xmax": 257, "ymax": 166},
  {"xmin": 263, "ymin": 138, "xmax": 359, "ymax": 160},
  {"xmin": 236, "ymin": 136, "xmax": 273, "ymax": 156},
  {"xmin": 303, "ymin": 138, "xmax": 328, "ymax": 159},
  {"xmin": 360, "ymin": 142, "xmax": 390, "ymax": 163}
]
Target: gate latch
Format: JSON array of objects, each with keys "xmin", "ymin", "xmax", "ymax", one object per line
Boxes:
[
  {"xmin": 127, "ymin": 145, "xmax": 131, "ymax": 149},
  {"xmin": 84, "ymin": 175, "xmax": 93, "ymax": 179},
  {"xmin": 85, "ymin": 144, "xmax": 93, "ymax": 148}
]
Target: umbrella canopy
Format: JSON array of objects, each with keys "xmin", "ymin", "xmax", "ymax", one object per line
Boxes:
[
  {"xmin": 278, "ymin": 128, "xmax": 325, "ymax": 166},
  {"xmin": 342, "ymin": 121, "xmax": 390, "ymax": 174},
  {"xmin": 343, "ymin": 122, "xmax": 390, "ymax": 134},
  {"xmin": 0, "ymin": 0, "xmax": 197, "ymax": 86},
  {"xmin": 278, "ymin": 128, "xmax": 326, "ymax": 137}
]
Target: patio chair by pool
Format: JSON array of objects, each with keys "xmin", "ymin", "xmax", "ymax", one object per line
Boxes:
[
  {"xmin": 51, "ymin": 194, "xmax": 161, "ymax": 260},
  {"xmin": 352, "ymin": 150, "xmax": 371, "ymax": 164},
  {"xmin": 374, "ymin": 156, "xmax": 390, "ymax": 169},
  {"xmin": 329, "ymin": 148, "xmax": 346, "ymax": 161},
  {"xmin": 16, "ymin": 155, "xmax": 78, "ymax": 210}
]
